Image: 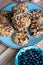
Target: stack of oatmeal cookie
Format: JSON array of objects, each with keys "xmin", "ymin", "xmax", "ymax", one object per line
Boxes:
[{"xmin": 0, "ymin": 3, "xmax": 43, "ymax": 46}]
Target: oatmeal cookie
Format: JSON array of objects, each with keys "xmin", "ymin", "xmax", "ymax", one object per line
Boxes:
[
  {"xmin": 12, "ymin": 13, "xmax": 31, "ymax": 31},
  {"xmin": 12, "ymin": 3, "xmax": 28, "ymax": 16},
  {"xmin": 0, "ymin": 24, "xmax": 5, "ymax": 35},
  {"xmin": 0, "ymin": 24, "xmax": 14, "ymax": 36},
  {"xmin": 29, "ymin": 23, "xmax": 43, "ymax": 37},
  {"xmin": 0, "ymin": 11, "xmax": 11, "ymax": 24},
  {"xmin": 31, "ymin": 10, "xmax": 43, "ymax": 23},
  {"xmin": 13, "ymin": 32, "xmax": 29, "ymax": 46}
]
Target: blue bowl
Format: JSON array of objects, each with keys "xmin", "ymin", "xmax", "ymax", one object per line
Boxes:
[
  {"xmin": 0, "ymin": 2, "xmax": 43, "ymax": 49},
  {"xmin": 14, "ymin": 46, "xmax": 43, "ymax": 65}
]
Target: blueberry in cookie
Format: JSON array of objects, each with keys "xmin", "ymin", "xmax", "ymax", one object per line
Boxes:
[
  {"xmin": 13, "ymin": 32, "xmax": 29, "ymax": 46},
  {"xmin": 29, "ymin": 23, "xmax": 43, "ymax": 37},
  {"xmin": 12, "ymin": 13, "xmax": 31, "ymax": 31},
  {"xmin": 31, "ymin": 10, "xmax": 43, "ymax": 23},
  {"xmin": 0, "ymin": 11, "xmax": 12, "ymax": 24}
]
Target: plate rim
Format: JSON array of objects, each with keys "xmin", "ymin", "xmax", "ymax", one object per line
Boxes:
[
  {"xmin": 0, "ymin": 2, "xmax": 43, "ymax": 49},
  {"xmin": 14, "ymin": 46, "xmax": 43, "ymax": 65}
]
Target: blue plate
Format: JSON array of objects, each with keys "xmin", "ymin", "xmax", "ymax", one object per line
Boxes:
[
  {"xmin": 14, "ymin": 46, "xmax": 43, "ymax": 65},
  {"xmin": 0, "ymin": 2, "xmax": 43, "ymax": 49}
]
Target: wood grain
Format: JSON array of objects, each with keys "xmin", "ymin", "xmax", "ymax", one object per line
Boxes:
[
  {"xmin": 6, "ymin": 59, "xmax": 14, "ymax": 65},
  {"xmin": 0, "ymin": 48, "xmax": 18, "ymax": 65},
  {"xmin": 0, "ymin": 44, "xmax": 8, "ymax": 55}
]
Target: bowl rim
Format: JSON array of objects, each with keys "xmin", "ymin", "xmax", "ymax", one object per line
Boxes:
[{"xmin": 15, "ymin": 46, "xmax": 43, "ymax": 65}]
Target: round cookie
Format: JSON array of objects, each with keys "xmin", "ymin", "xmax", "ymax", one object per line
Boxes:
[
  {"xmin": 0, "ymin": 24, "xmax": 14, "ymax": 37},
  {"xmin": 0, "ymin": 11, "xmax": 12, "ymax": 24},
  {"xmin": 29, "ymin": 23, "xmax": 43, "ymax": 37},
  {"xmin": 13, "ymin": 32, "xmax": 29, "ymax": 46},
  {"xmin": 12, "ymin": 13, "xmax": 31, "ymax": 31},
  {"xmin": 31, "ymin": 10, "xmax": 43, "ymax": 23},
  {"xmin": 12, "ymin": 3, "xmax": 28, "ymax": 16}
]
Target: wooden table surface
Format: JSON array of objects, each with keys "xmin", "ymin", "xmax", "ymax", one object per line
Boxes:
[{"xmin": 0, "ymin": 0, "xmax": 43, "ymax": 65}]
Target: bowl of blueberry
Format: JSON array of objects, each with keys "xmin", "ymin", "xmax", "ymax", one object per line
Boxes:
[{"xmin": 14, "ymin": 46, "xmax": 43, "ymax": 65}]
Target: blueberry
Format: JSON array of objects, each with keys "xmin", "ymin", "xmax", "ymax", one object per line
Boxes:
[
  {"xmin": 29, "ymin": 63, "xmax": 32, "ymax": 65},
  {"xmin": 28, "ymin": 59, "xmax": 31, "ymax": 62},
  {"xmin": 23, "ymin": 62, "xmax": 25, "ymax": 65},
  {"xmin": 30, "ymin": 57, "xmax": 32, "ymax": 60},
  {"xmin": 32, "ymin": 52, "xmax": 35, "ymax": 55},
  {"xmin": 27, "ymin": 62, "xmax": 30, "ymax": 65},
  {"xmin": 26, "ymin": 50, "xmax": 30, "ymax": 55},
  {"xmin": 25, "ymin": 57, "xmax": 27, "ymax": 60},
  {"xmin": 22, "ymin": 52, "xmax": 25, "ymax": 55},
  {"xmin": 18, "ymin": 56, "xmax": 21, "ymax": 59},
  {"xmin": 32, "ymin": 55, "xmax": 34, "ymax": 58},
  {"xmin": 33, "ymin": 58, "xmax": 36, "ymax": 60},
  {"xmin": 36, "ymin": 56, "xmax": 39, "ymax": 59},
  {"xmin": 35, "ymin": 59, "xmax": 39, "ymax": 62},
  {"xmin": 40, "ymin": 61, "xmax": 42, "ymax": 64},
  {"xmin": 35, "ymin": 64, "xmax": 38, "ymax": 65}
]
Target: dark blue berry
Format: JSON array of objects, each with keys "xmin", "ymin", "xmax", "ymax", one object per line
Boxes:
[{"xmin": 18, "ymin": 49, "xmax": 43, "ymax": 65}]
